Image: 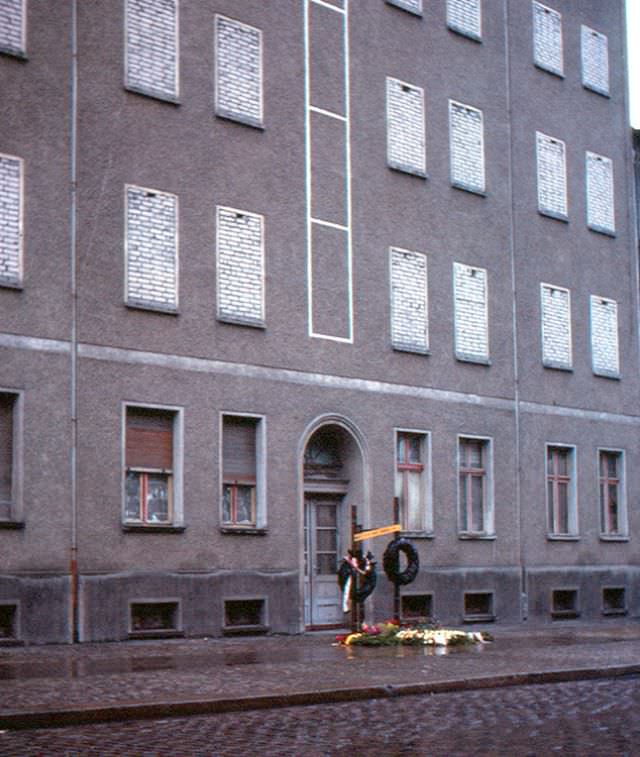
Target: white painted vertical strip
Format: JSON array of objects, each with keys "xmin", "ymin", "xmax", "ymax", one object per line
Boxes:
[
  {"xmin": 343, "ymin": 0, "xmax": 354, "ymax": 343},
  {"xmin": 303, "ymin": 0, "xmax": 314, "ymax": 337}
]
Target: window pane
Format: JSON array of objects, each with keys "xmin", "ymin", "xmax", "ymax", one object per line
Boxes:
[
  {"xmin": 558, "ymin": 482, "xmax": 569, "ymax": 533},
  {"xmin": 317, "ymin": 528, "xmax": 337, "ymax": 552},
  {"xmin": 406, "ymin": 471, "xmax": 422, "ymax": 530},
  {"xmin": 407, "ymin": 435, "xmax": 421, "ymax": 464},
  {"xmin": 471, "ymin": 475, "xmax": 484, "ymax": 531},
  {"xmin": 608, "ymin": 485, "xmax": 619, "ymax": 532},
  {"xmin": 316, "ymin": 504, "xmax": 337, "ymax": 528},
  {"xmin": 146, "ymin": 474, "xmax": 170, "ymax": 523},
  {"xmin": 235, "ymin": 485, "xmax": 255, "ymax": 524},
  {"xmin": 556, "ymin": 449, "xmax": 568, "ymax": 476},
  {"xmin": 459, "ymin": 474, "xmax": 469, "ymax": 530},
  {"xmin": 125, "ymin": 472, "xmax": 142, "ymax": 521},
  {"xmin": 222, "ymin": 484, "xmax": 232, "ymax": 523},
  {"xmin": 397, "ymin": 435, "xmax": 406, "ymax": 464},
  {"xmin": 465, "ymin": 440, "xmax": 483, "ymax": 468},
  {"xmin": 606, "ymin": 453, "xmax": 618, "ymax": 478},
  {"xmin": 547, "ymin": 480, "xmax": 554, "ymax": 528},
  {"xmin": 317, "ymin": 553, "xmax": 337, "ymax": 575}
]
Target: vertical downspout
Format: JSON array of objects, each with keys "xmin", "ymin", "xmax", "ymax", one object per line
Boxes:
[
  {"xmin": 69, "ymin": 0, "xmax": 79, "ymax": 643},
  {"xmin": 503, "ymin": 0, "xmax": 526, "ymax": 621}
]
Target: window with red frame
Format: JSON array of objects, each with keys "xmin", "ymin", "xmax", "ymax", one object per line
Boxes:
[
  {"xmin": 222, "ymin": 416, "xmax": 258, "ymax": 526},
  {"xmin": 125, "ymin": 407, "xmax": 174, "ymax": 524},
  {"xmin": 458, "ymin": 438, "xmax": 490, "ymax": 533},
  {"xmin": 395, "ymin": 432, "xmax": 425, "ymax": 531},
  {"xmin": 599, "ymin": 450, "xmax": 622, "ymax": 535},
  {"xmin": 546, "ymin": 445, "xmax": 576, "ymax": 535}
]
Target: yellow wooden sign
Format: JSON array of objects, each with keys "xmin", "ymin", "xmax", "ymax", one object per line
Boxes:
[{"xmin": 353, "ymin": 524, "xmax": 401, "ymax": 542}]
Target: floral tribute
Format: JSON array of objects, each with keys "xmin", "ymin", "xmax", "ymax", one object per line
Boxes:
[{"xmin": 335, "ymin": 620, "xmax": 492, "ymax": 647}]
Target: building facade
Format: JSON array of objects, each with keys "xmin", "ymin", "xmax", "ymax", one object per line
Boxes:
[{"xmin": 1, "ymin": 0, "xmax": 638, "ymax": 644}]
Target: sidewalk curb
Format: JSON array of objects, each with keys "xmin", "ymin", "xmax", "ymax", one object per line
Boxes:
[{"xmin": 2, "ymin": 663, "xmax": 639, "ymax": 731}]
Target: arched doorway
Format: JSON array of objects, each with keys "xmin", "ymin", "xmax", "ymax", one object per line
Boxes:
[{"xmin": 301, "ymin": 419, "xmax": 366, "ymax": 628}]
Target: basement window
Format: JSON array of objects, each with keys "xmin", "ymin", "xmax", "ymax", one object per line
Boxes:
[
  {"xmin": 0, "ymin": 603, "xmax": 18, "ymax": 642},
  {"xmin": 223, "ymin": 598, "xmax": 267, "ymax": 635},
  {"xmin": 129, "ymin": 601, "xmax": 182, "ymax": 638},
  {"xmin": 551, "ymin": 589, "xmax": 579, "ymax": 619},
  {"xmin": 602, "ymin": 587, "xmax": 626, "ymax": 616},
  {"xmin": 463, "ymin": 592, "xmax": 494, "ymax": 622},
  {"xmin": 401, "ymin": 594, "xmax": 432, "ymax": 623}
]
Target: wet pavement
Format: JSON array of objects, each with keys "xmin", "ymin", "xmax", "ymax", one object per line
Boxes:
[{"xmin": 1, "ymin": 621, "xmax": 640, "ymax": 731}]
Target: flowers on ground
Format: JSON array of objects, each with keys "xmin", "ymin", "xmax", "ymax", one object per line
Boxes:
[{"xmin": 335, "ymin": 621, "xmax": 491, "ymax": 647}]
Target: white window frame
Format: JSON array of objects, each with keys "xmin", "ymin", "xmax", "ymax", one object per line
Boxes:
[
  {"xmin": 457, "ymin": 434, "xmax": 495, "ymax": 538},
  {"xmin": 589, "ymin": 295, "xmax": 620, "ymax": 379},
  {"xmin": 453, "ymin": 262, "xmax": 490, "ymax": 365},
  {"xmin": 446, "ymin": 0, "xmax": 482, "ymax": 42},
  {"xmin": 585, "ymin": 151, "xmax": 615, "ymax": 236},
  {"xmin": 540, "ymin": 283, "xmax": 572, "ymax": 370},
  {"xmin": 385, "ymin": 76, "xmax": 427, "ymax": 178},
  {"xmin": 581, "ymin": 24, "xmax": 609, "ymax": 97},
  {"xmin": 219, "ymin": 412, "xmax": 267, "ymax": 531},
  {"xmin": 124, "ymin": 184, "xmax": 179, "ymax": 313},
  {"xmin": 545, "ymin": 443, "xmax": 578, "ymax": 539},
  {"xmin": 124, "ymin": 0, "xmax": 180, "ymax": 102},
  {"xmin": 214, "ymin": 14, "xmax": 264, "ymax": 129},
  {"xmin": 597, "ymin": 448, "xmax": 627, "ymax": 540},
  {"xmin": 536, "ymin": 132, "xmax": 568, "ymax": 221},
  {"xmin": 0, "ymin": 152, "xmax": 24, "ymax": 288},
  {"xmin": 394, "ymin": 428, "xmax": 433, "ymax": 535},
  {"xmin": 0, "ymin": 389, "xmax": 23, "ymax": 524},
  {"xmin": 0, "ymin": 0, "xmax": 26, "ymax": 58},
  {"xmin": 532, "ymin": 1, "xmax": 564, "ymax": 77},
  {"xmin": 389, "ymin": 247, "xmax": 429, "ymax": 354},
  {"xmin": 122, "ymin": 402, "xmax": 184, "ymax": 528},
  {"xmin": 448, "ymin": 99, "xmax": 485, "ymax": 194}
]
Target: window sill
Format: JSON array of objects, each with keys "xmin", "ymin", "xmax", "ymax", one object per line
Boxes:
[
  {"xmin": 551, "ymin": 610, "xmax": 580, "ymax": 620},
  {"xmin": 599, "ymin": 534, "xmax": 629, "ymax": 542},
  {"xmin": 385, "ymin": 0, "xmax": 423, "ymax": 17},
  {"xmin": 458, "ymin": 532, "xmax": 495, "ymax": 540},
  {"xmin": 126, "ymin": 301, "xmax": 179, "ymax": 316},
  {"xmin": 583, "ymin": 83, "xmax": 610, "ymax": 98},
  {"xmin": 400, "ymin": 530, "xmax": 434, "ymax": 540},
  {"xmin": 0, "ymin": 47, "xmax": 27, "ymax": 61},
  {"xmin": 216, "ymin": 110, "xmax": 264, "ymax": 130},
  {"xmin": 463, "ymin": 613, "xmax": 495, "ymax": 623},
  {"xmin": 124, "ymin": 85, "xmax": 180, "ymax": 105},
  {"xmin": 222, "ymin": 624, "xmax": 270, "ymax": 636},
  {"xmin": 122, "ymin": 524, "xmax": 186, "ymax": 534},
  {"xmin": 128, "ymin": 629, "xmax": 184, "ymax": 640},
  {"xmin": 588, "ymin": 224, "xmax": 616, "ymax": 238},
  {"xmin": 220, "ymin": 526, "xmax": 268, "ymax": 536},
  {"xmin": 534, "ymin": 62, "xmax": 565, "ymax": 79},
  {"xmin": 393, "ymin": 344, "xmax": 430, "ymax": 356},
  {"xmin": 447, "ymin": 24, "xmax": 482, "ymax": 42},
  {"xmin": 388, "ymin": 162, "xmax": 427, "ymax": 179},
  {"xmin": 0, "ymin": 638, "xmax": 24, "ymax": 647},
  {"xmin": 0, "ymin": 520, "xmax": 25, "ymax": 530},
  {"xmin": 0, "ymin": 278, "xmax": 23, "ymax": 291},
  {"xmin": 538, "ymin": 208, "xmax": 569, "ymax": 223},
  {"xmin": 543, "ymin": 361, "xmax": 573, "ymax": 372},
  {"xmin": 593, "ymin": 369, "xmax": 620, "ymax": 380},
  {"xmin": 547, "ymin": 533, "xmax": 580, "ymax": 541},
  {"xmin": 455, "ymin": 354, "xmax": 491, "ymax": 366},
  {"xmin": 217, "ymin": 315, "xmax": 266, "ymax": 329},
  {"xmin": 602, "ymin": 608, "xmax": 627, "ymax": 617},
  {"xmin": 451, "ymin": 181, "xmax": 486, "ymax": 197}
]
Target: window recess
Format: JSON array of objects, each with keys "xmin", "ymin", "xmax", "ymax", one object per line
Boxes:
[
  {"xmin": 221, "ymin": 415, "xmax": 264, "ymax": 530},
  {"xmin": 458, "ymin": 437, "xmax": 494, "ymax": 536}
]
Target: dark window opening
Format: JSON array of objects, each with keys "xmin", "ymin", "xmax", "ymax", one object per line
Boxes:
[
  {"xmin": 223, "ymin": 599, "xmax": 267, "ymax": 635},
  {"xmin": 0, "ymin": 605, "xmax": 17, "ymax": 640},
  {"xmin": 129, "ymin": 601, "xmax": 181, "ymax": 638},
  {"xmin": 552, "ymin": 589, "xmax": 579, "ymax": 619},
  {"xmin": 0, "ymin": 393, "xmax": 16, "ymax": 520},
  {"xmin": 401, "ymin": 594, "xmax": 432, "ymax": 622},
  {"xmin": 602, "ymin": 587, "xmax": 626, "ymax": 616},
  {"xmin": 223, "ymin": 416, "xmax": 259, "ymax": 526},
  {"xmin": 464, "ymin": 592, "xmax": 494, "ymax": 622}
]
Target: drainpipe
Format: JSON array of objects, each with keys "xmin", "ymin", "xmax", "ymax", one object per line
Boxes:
[
  {"xmin": 503, "ymin": 0, "xmax": 527, "ymax": 621},
  {"xmin": 69, "ymin": 0, "xmax": 79, "ymax": 643}
]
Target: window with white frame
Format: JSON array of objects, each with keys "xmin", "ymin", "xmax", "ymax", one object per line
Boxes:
[
  {"xmin": 590, "ymin": 296, "xmax": 619, "ymax": 378},
  {"xmin": 0, "ymin": 0, "xmax": 25, "ymax": 57},
  {"xmin": 532, "ymin": 2, "xmax": 563, "ymax": 76},
  {"xmin": 536, "ymin": 132, "xmax": 567, "ymax": 220},
  {"xmin": 0, "ymin": 393, "xmax": 19, "ymax": 522},
  {"xmin": 216, "ymin": 207, "xmax": 265, "ymax": 327},
  {"xmin": 125, "ymin": 185, "xmax": 178, "ymax": 312},
  {"xmin": 449, "ymin": 100, "xmax": 485, "ymax": 194},
  {"xmin": 386, "ymin": 77, "xmax": 426, "ymax": 177},
  {"xmin": 581, "ymin": 25, "xmax": 609, "ymax": 96},
  {"xmin": 458, "ymin": 437, "xmax": 493, "ymax": 535},
  {"xmin": 395, "ymin": 431, "xmax": 431, "ymax": 533},
  {"xmin": 124, "ymin": 406, "xmax": 181, "ymax": 526},
  {"xmin": 598, "ymin": 450, "xmax": 626, "ymax": 537},
  {"xmin": 447, "ymin": 0, "xmax": 481, "ymax": 40},
  {"xmin": 541, "ymin": 284, "xmax": 571, "ymax": 370},
  {"xmin": 390, "ymin": 248, "xmax": 429, "ymax": 354},
  {"xmin": 221, "ymin": 414, "xmax": 264, "ymax": 529},
  {"xmin": 386, "ymin": 0, "xmax": 422, "ymax": 17},
  {"xmin": 125, "ymin": 0, "xmax": 179, "ymax": 101},
  {"xmin": 215, "ymin": 15, "xmax": 263, "ymax": 128},
  {"xmin": 453, "ymin": 263, "xmax": 489, "ymax": 363},
  {"xmin": 546, "ymin": 445, "xmax": 577, "ymax": 536},
  {"xmin": 0, "ymin": 153, "xmax": 23, "ymax": 287},
  {"xmin": 586, "ymin": 152, "xmax": 615, "ymax": 235}
]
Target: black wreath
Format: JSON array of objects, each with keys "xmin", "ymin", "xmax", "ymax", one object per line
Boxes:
[
  {"xmin": 337, "ymin": 552, "xmax": 378, "ymax": 602},
  {"xmin": 382, "ymin": 538, "xmax": 420, "ymax": 586}
]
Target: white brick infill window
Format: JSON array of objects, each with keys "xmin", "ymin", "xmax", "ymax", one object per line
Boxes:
[
  {"xmin": 590, "ymin": 295, "xmax": 619, "ymax": 379},
  {"xmin": 449, "ymin": 100, "xmax": 485, "ymax": 194},
  {"xmin": 586, "ymin": 152, "xmax": 615, "ymax": 236},
  {"xmin": 536, "ymin": 132, "xmax": 567, "ymax": 221},
  {"xmin": 125, "ymin": 185, "xmax": 178, "ymax": 313},
  {"xmin": 581, "ymin": 25, "xmax": 609, "ymax": 97},
  {"xmin": 216, "ymin": 207, "xmax": 265, "ymax": 328},
  {"xmin": 0, "ymin": 153, "xmax": 23, "ymax": 287},
  {"xmin": 215, "ymin": 15, "xmax": 263, "ymax": 129},
  {"xmin": 453, "ymin": 262, "xmax": 489, "ymax": 364},
  {"xmin": 541, "ymin": 283, "xmax": 571, "ymax": 370},
  {"xmin": 447, "ymin": 0, "xmax": 482, "ymax": 41},
  {"xmin": 532, "ymin": 2, "xmax": 563, "ymax": 77},
  {"xmin": 0, "ymin": 0, "xmax": 26, "ymax": 58},
  {"xmin": 390, "ymin": 247, "xmax": 429, "ymax": 354},
  {"xmin": 386, "ymin": 77, "xmax": 426, "ymax": 178}
]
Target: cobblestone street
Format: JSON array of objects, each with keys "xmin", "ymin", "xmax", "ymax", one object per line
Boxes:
[{"xmin": 1, "ymin": 676, "xmax": 639, "ymax": 757}]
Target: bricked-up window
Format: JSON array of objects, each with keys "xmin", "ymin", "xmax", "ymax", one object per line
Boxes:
[
  {"xmin": 0, "ymin": 394, "xmax": 17, "ymax": 521},
  {"xmin": 125, "ymin": 0, "xmax": 178, "ymax": 101},
  {"xmin": 125, "ymin": 407, "xmax": 176, "ymax": 525},
  {"xmin": 453, "ymin": 263, "xmax": 489, "ymax": 364},
  {"xmin": 541, "ymin": 284, "xmax": 571, "ymax": 370},
  {"xmin": 581, "ymin": 25, "xmax": 609, "ymax": 96},
  {"xmin": 536, "ymin": 132, "xmax": 567, "ymax": 220},
  {"xmin": 222, "ymin": 415, "xmax": 264, "ymax": 528},
  {"xmin": 0, "ymin": 0, "xmax": 25, "ymax": 57},
  {"xmin": 215, "ymin": 15, "xmax": 263, "ymax": 128},
  {"xmin": 0, "ymin": 154, "xmax": 23, "ymax": 287},
  {"xmin": 590, "ymin": 296, "xmax": 619, "ymax": 378},
  {"xmin": 386, "ymin": 78, "xmax": 426, "ymax": 178},
  {"xmin": 447, "ymin": 0, "xmax": 481, "ymax": 41},
  {"xmin": 385, "ymin": 0, "xmax": 422, "ymax": 17},
  {"xmin": 449, "ymin": 101, "xmax": 485, "ymax": 194},
  {"xmin": 125, "ymin": 186, "xmax": 178, "ymax": 312},
  {"xmin": 390, "ymin": 248, "xmax": 429, "ymax": 354},
  {"xmin": 532, "ymin": 2, "xmax": 563, "ymax": 77},
  {"xmin": 458, "ymin": 437, "xmax": 493, "ymax": 535},
  {"xmin": 586, "ymin": 152, "xmax": 615, "ymax": 235},
  {"xmin": 546, "ymin": 445, "xmax": 577, "ymax": 537},
  {"xmin": 216, "ymin": 207, "xmax": 264, "ymax": 327},
  {"xmin": 599, "ymin": 450, "xmax": 626, "ymax": 537},
  {"xmin": 395, "ymin": 431, "xmax": 431, "ymax": 533}
]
